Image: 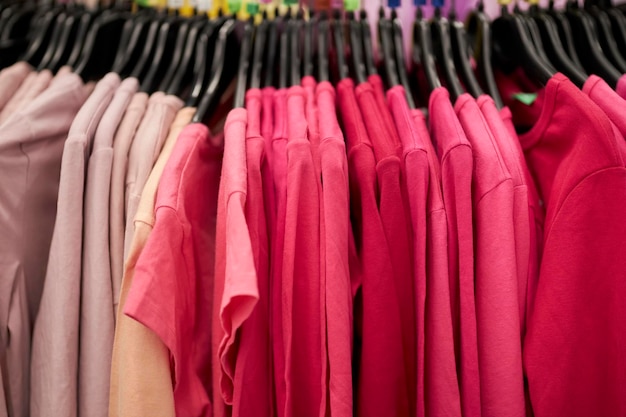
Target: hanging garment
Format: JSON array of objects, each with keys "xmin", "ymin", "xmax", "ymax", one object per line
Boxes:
[
  {"xmin": 583, "ymin": 75, "xmax": 626, "ymax": 139},
  {"xmin": 357, "ymin": 81, "xmax": 415, "ymax": 417},
  {"xmin": 0, "ymin": 71, "xmax": 36, "ymax": 123},
  {"xmin": 80, "ymin": 77, "xmax": 139, "ymax": 417},
  {"xmin": 455, "ymin": 93, "xmax": 526, "ymax": 417},
  {"xmin": 109, "ymin": 90, "xmax": 149, "ymax": 315},
  {"xmin": 428, "ymin": 86, "xmax": 480, "ymax": 417},
  {"xmin": 0, "ymin": 70, "xmax": 90, "ymax": 417},
  {"xmin": 30, "ymin": 73, "xmax": 119, "ymax": 417},
  {"xmin": 123, "ymin": 93, "xmax": 183, "ymax": 260},
  {"xmin": 337, "ymin": 77, "xmax": 408, "ymax": 417},
  {"xmin": 316, "ymin": 81, "xmax": 353, "ymax": 417},
  {"xmin": 109, "ymin": 106, "xmax": 195, "ymax": 417},
  {"xmin": 521, "ymin": 74, "xmax": 626, "ymax": 417},
  {"xmin": 0, "ymin": 62, "xmax": 31, "ymax": 112},
  {"xmin": 124, "ymin": 123, "xmax": 223, "ymax": 417},
  {"xmin": 615, "ymin": 74, "xmax": 626, "ymax": 99},
  {"xmin": 0, "ymin": 69, "xmax": 52, "ymax": 124}
]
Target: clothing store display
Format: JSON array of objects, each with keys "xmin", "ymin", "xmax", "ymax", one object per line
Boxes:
[{"xmin": 1, "ymin": 5, "xmax": 626, "ymax": 417}]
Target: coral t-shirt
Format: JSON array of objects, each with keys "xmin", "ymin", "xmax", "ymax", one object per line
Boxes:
[
  {"xmin": 124, "ymin": 123, "xmax": 223, "ymax": 417},
  {"xmin": 520, "ymin": 73, "xmax": 626, "ymax": 417}
]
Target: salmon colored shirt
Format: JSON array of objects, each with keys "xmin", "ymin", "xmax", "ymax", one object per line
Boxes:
[
  {"xmin": 124, "ymin": 123, "xmax": 223, "ymax": 417},
  {"xmin": 109, "ymin": 107, "xmax": 194, "ymax": 417},
  {"xmin": 520, "ymin": 74, "xmax": 626, "ymax": 417}
]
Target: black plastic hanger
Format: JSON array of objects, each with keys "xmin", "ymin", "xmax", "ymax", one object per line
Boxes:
[
  {"xmin": 303, "ymin": 12, "xmax": 313, "ymax": 77},
  {"xmin": 21, "ymin": 5, "xmax": 64, "ymax": 66},
  {"xmin": 378, "ymin": 8, "xmax": 399, "ymax": 87},
  {"xmin": 332, "ymin": 9, "xmax": 348, "ymax": 81},
  {"xmin": 192, "ymin": 17, "xmax": 239, "ymax": 123},
  {"xmin": 431, "ymin": 6, "xmax": 465, "ymax": 101},
  {"xmin": 529, "ymin": 4, "xmax": 587, "ymax": 87},
  {"xmin": 157, "ymin": 13, "xmax": 194, "ymax": 92},
  {"xmin": 263, "ymin": 13, "xmax": 278, "ymax": 87},
  {"xmin": 233, "ymin": 16, "xmax": 253, "ymax": 108},
  {"xmin": 360, "ymin": 9, "xmax": 377, "ymax": 76},
  {"xmin": 140, "ymin": 14, "xmax": 182, "ymax": 92},
  {"xmin": 74, "ymin": 8, "xmax": 127, "ymax": 81},
  {"xmin": 492, "ymin": 5, "xmax": 555, "ymax": 86},
  {"xmin": 465, "ymin": 1, "xmax": 502, "ymax": 108},
  {"xmin": 128, "ymin": 12, "xmax": 163, "ymax": 82},
  {"xmin": 586, "ymin": 0, "xmax": 626, "ymax": 73},
  {"xmin": 0, "ymin": 2, "xmax": 35, "ymax": 41},
  {"xmin": 111, "ymin": 10, "xmax": 148, "ymax": 75},
  {"xmin": 37, "ymin": 7, "xmax": 68, "ymax": 70},
  {"xmin": 290, "ymin": 11, "xmax": 302, "ymax": 86},
  {"xmin": 251, "ymin": 13, "xmax": 268, "ymax": 89},
  {"xmin": 47, "ymin": 6, "xmax": 82, "ymax": 72},
  {"xmin": 516, "ymin": 6, "xmax": 555, "ymax": 67},
  {"xmin": 349, "ymin": 10, "xmax": 367, "ymax": 84},
  {"xmin": 565, "ymin": 0, "xmax": 620, "ymax": 87},
  {"xmin": 606, "ymin": 6, "xmax": 626, "ymax": 56},
  {"xmin": 278, "ymin": 13, "xmax": 289, "ymax": 89},
  {"xmin": 317, "ymin": 11, "xmax": 330, "ymax": 82},
  {"xmin": 65, "ymin": 7, "xmax": 99, "ymax": 69},
  {"xmin": 545, "ymin": 0, "xmax": 583, "ymax": 67},
  {"xmin": 186, "ymin": 17, "xmax": 223, "ymax": 105},
  {"xmin": 449, "ymin": 6, "xmax": 483, "ymax": 98},
  {"xmin": 413, "ymin": 6, "xmax": 441, "ymax": 93},
  {"xmin": 390, "ymin": 9, "xmax": 416, "ymax": 107},
  {"xmin": 167, "ymin": 15, "xmax": 210, "ymax": 96}
]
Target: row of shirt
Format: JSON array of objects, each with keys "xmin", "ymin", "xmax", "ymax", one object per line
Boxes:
[{"xmin": 0, "ymin": 56, "xmax": 625, "ymax": 417}]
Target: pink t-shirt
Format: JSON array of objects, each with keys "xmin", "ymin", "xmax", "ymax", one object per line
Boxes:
[
  {"xmin": 428, "ymin": 87, "xmax": 479, "ymax": 417},
  {"xmin": 615, "ymin": 73, "xmax": 626, "ymax": 99},
  {"xmin": 455, "ymin": 93, "xmax": 526, "ymax": 417},
  {"xmin": 270, "ymin": 88, "xmax": 288, "ymax": 417},
  {"xmin": 356, "ymin": 81, "xmax": 415, "ymax": 416},
  {"xmin": 478, "ymin": 95, "xmax": 532, "ymax": 335},
  {"xmin": 368, "ymin": 74, "xmax": 402, "ymax": 154},
  {"xmin": 337, "ymin": 78, "xmax": 408, "ymax": 417},
  {"xmin": 124, "ymin": 123, "xmax": 223, "ymax": 417},
  {"xmin": 583, "ymin": 75, "xmax": 626, "ymax": 139},
  {"xmin": 520, "ymin": 73, "xmax": 626, "ymax": 417},
  {"xmin": 0, "ymin": 61, "xmax": 31, "ymax": 112},
  {"xmin": 317, "ymin": 81, "xmax": 353, "ymax": 417},
  {"xmin": 281, "ymin": 86, "xmax": 323, "ymax": 417}
]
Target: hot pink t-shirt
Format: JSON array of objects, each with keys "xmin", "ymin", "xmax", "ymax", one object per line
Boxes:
[
  {"xmin": 232, "ymin": 90, "xmax": 272, "ymax": 417},
  {"xmin": 124, "ymin": 123, "xmax": 223, "ymax": 417},
  {"xmin": 270, "ymin": 88, "xmax": 288, "ymax": 417},
  {"xmin": 583, "ymin": 75, "xmax": 626, "ymax": 139},
  {"xmin": 281, "ymin": 86, "xmax": 323, "ymax": 417},
  {"xmin": 356, "ymin": 81, "xmax": 415, "ymax": 416},
  {"xmin": 615, "ymin": 73, "xmax": 626, "ymax": 99},
  {"xmin": 316, "ymin": 81, "xmax": 353, "ymax": 417},
  {"xmin": 519, "ymin": 73, "xmax": 626, "ymax": 417},
  {"xmin": 368, "ymin": 74, "xmax": 402, "ymax": 155},
  {"xmin": 428, "ymin": 87, "xmax": 480, "ymax": 417},
  {"xmin": 337, "ymin": 78, "xmax": 408, "ymax": 417},
  {"xmin": 455, "ymin": 93, "xmax": 526, "ymax": 417},
  {"xmin": 478, "ymin": 95, "xmax": 532, "ymax": 335}
]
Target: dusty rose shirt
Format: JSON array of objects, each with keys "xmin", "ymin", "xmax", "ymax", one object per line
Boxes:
[
  {"xmin": 0, "ymin": 71, "xmax": 88, "ymax": 417},
  {"xmin": 30, "ymin": 73, "xmax": 120, "ymax": 417},
  {"xmin": 80, "ymin": 77, "xmax": 138, "ymax": 417},
  {"xmin": 0, "ymin": 62, "xmax": 31, "ymax": 112},
  {"xmin": 0, "ymin": 69, "xmax": 53, "ymax": 124},
  {"xmin": 109, "ymin": 90, "xmax": 148, "ymax": 314}
]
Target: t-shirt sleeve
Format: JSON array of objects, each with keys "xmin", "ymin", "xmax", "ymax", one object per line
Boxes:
[{"xmin": 124, "ymin": 207, "xmax": 186, "ymax": 357}]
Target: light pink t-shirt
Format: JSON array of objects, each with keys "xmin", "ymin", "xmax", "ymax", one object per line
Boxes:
[
  {"xmin": 80, "ymin": 77, "xmax": 138, "ymax": 417},
  {"xmin": 0, "ymin": 70, "xmax": 36, "ymax": 123},
  {"xmin": 0, "ymin": 69, "xmax": 53, "ymax": 124},
  {"xmin": 124, "ymin": 123, "xmax": 223, "ymax": 417},
  {"xmin": 0, "ymin": 61, "xmax": 32, "ymax": 112},
  {"xmin": 0, "ymin": 71, "xmax": 89, "ymax": 417},
  {"xmin": 30, "ymin": 73, "xmax": 120, "ymax": 417},
  {"xmin": 109, "ymin": 90, "xmax": 148, "ymax": 314}
]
